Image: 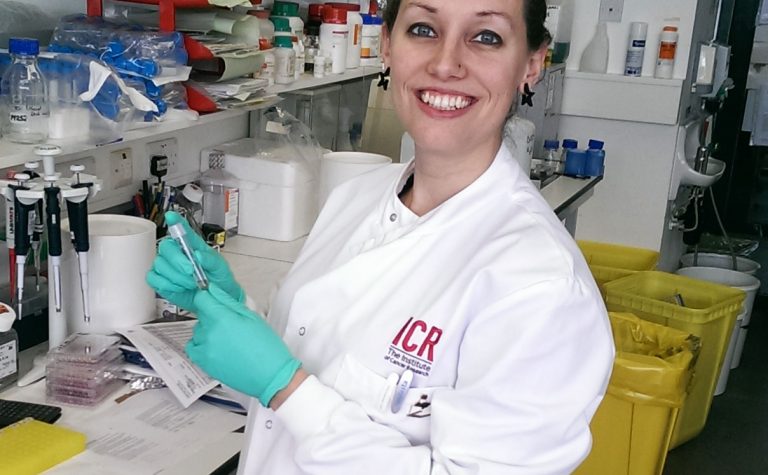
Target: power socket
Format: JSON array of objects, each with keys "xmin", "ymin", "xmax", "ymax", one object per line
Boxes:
[
  {"xmin": 146, "ymin": 138, "xmax": 178, "ymax": 175},
  {"xmin": 109, "ymin": 148, "xmax": 133, "ymax": 188},
  {"xmin": 598, "ymin": 0, "xmax": 624, "ymax": 23}
]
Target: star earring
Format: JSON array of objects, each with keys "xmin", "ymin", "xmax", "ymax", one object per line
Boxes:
[
  {"xmin": 377, "ymin": 66, "xmax": 391, "ymax": 91},
  {"xmin": 521, "ymin": 83, "xmax": 535, "ymax": 107}
]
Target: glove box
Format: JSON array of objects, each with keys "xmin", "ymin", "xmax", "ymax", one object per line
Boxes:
[{"xmin": 202, "ymin": 138, "xmax": 318, "ymax": 241}]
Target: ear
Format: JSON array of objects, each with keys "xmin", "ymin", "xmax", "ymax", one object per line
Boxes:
[
  {"xmin": 517, "ymin": 44, "xmax": 548, "ymax": 94},
  {"xmin": 381, "ymin": 23, "xmax": 392, "ymax": 69}
]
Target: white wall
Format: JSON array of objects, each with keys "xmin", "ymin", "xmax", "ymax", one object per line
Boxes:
[{"xmin": 10, "ymin": 0, "xmax": 85, "ymax": 17}]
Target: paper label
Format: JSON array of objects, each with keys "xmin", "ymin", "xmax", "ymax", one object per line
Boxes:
[
  {"xmin": 545, "ymin": 6, "xmax": 561, "ymax": 42},
  {"xmin": 266, "ymin": 121, "xmax": 289, "ymax": 135},
  {"xmin": 0, "ymin": 340, "xmax": 17, "ymax": 379},
  {"xmin": 224, "ymin": 188, "xmax": 239, "ymax": 230}
]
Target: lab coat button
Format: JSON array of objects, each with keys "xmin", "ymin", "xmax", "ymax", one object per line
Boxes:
[
  {"xmin": 389, "ymin": 213, "xmax": 397, "ymax": 222},
  {"xmin": 265, "ymin": 420, "xmax": 273, "ymax": 429},
  {"xmin": 298, "ymin": 327, "xmax": 306, "ymax": 336}
]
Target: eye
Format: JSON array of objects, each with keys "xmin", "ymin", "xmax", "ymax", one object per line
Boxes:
[
  {"xmin": 472, "ymin": 30, "xmax": 502, "ymax": 46},
  {"xmin": 407, "ymin": 23, "xmax": 437, "ymax": 38}
]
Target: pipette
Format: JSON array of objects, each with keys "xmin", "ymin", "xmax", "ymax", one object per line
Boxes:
[
  {"xmin": 65, "ymin": 165, "xmax": 92, "ymax": 324},
  {"xmin": 44, "ymin": 176, "xmax": 63, "ymax": 312},
  {"xmin": 3, "ymin": 176, "xmax": 16, "ymax": 305},
  {"xmin": 12, "ymin": 173, "xmax": 34, "ymax": 317},
  {"xmin": 24, "ymin": 162, "xmax": 43, "ymax": 291},
  {"xmin": 168, "ymin": 222, "xmax": 209, "ymax": 290}
]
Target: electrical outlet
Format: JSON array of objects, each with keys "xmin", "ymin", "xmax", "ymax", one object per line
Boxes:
[
  {"xmin": 109, "ymin": 148, "xmax": 133, "ymax": 188},
  {"xmin": 146, "ymin": 138, "xmax": 178, "ymax": 175},
  {"xmin": 598, "ymin": 0, "xmax": 624, "ymax": 23}
]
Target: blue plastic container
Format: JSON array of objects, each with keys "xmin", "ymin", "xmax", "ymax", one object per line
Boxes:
[
  {"xmin": 564, "ymin": 149, "xmax": 587, "ymax": 177},
  {"xmin": 585, "ymin": 139, "xmax": 606, "ymax": 177}
]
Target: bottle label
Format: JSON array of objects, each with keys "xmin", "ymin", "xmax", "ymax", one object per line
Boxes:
[
  {"xmin": 9, "ymin": 112, "xmax": 28, "ymax": 124},
  {"xmin": 545, "ymin": 6, "xmax": 561, "ymax": 42},
  {"xmin": 0, "ymin": 339, "xmax": 17, "ymax": 379},
  {"xmin": 658, "ymin": 41, "xmax": 677, "ymax": 60},
  {"xmin": 224, "ymin": 188, "xmax": 239, "ymax": 231},
  {"xmin": 631, "ymin": 39, "xmax": 646, "ymax": 48}
]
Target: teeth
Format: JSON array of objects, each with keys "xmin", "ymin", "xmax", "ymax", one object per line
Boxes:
[{"xmin": 419, "ymin": 91, "xmax": 472, "ymax": 111}]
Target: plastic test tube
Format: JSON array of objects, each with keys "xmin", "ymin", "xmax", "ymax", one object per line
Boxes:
[{"xmin": 168, "ymin": 223, "xmax": 209, "ymax": 290}]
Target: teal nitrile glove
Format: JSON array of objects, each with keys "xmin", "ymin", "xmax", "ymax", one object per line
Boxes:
[
  {"xmin": 186, "ymin": 283, "xmax": 301, "ymax": 406},
  {"xmin": 146, "ymin": 211, "xmax": 243, "ymax": 312}
]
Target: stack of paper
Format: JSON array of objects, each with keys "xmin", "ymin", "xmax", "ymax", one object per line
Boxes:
[{"xmin": 191, "ymin": 77, "xmax": 277, "ymax": 109}]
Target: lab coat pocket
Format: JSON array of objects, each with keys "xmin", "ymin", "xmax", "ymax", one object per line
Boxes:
[{"xmin": 333, "ymin": 354, "xmax": 447, "ymax": 445}]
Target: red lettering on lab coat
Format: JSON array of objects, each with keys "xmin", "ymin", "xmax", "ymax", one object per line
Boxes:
[{"xmin": 392, "ymin": 318, "xmax": 443, "ymax": 363}]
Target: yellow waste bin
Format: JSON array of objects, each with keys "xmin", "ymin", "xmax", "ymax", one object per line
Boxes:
[
  {"xmin": 604, "ymin": 271, "xmax": 744, "ymax": 448},
  {"xmin": 577, "ymin": 241, "xmax": 659, "ymax": 297},
  {"xmin": 574, "ymin": 313, "xmax": 699, "ymax": 475}
]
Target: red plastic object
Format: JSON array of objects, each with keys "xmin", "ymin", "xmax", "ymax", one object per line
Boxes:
[{"xmin": 184, "ymin": 83, "xmax": 219, "ymax": 113}]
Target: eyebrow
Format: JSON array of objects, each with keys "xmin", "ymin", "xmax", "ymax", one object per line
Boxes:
[
  {"xmin": 477, "ymin": 10, "xmax": 516, "ymax": 28},
  {"xmin": 406, "ymin": 1, "xmax": 437, "ymax": 14}
]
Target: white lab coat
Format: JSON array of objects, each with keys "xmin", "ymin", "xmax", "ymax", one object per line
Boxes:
[{"xmin": 237, "ymin": 144, "xmax": 614, "ymax": 475}]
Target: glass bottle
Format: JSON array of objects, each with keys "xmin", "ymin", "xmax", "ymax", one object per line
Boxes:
[
  {"xmin": 200, "ymin": 151, "xmax": 240, "ymax": 237},
  {"xmin": 1, "ymin": 38, "xmax": 49, "ymax": 143}
]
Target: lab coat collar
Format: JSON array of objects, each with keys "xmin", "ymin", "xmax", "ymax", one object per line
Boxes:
[{"xmin": 380, "ymin": 144, "xmax": 522, "ymax": 236}]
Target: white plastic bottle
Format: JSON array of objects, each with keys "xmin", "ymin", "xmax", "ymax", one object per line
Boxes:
[
  {"xmin": 579, "ymin": 22, "xmax": 609, "ymax": 74},
  {"xmin": 1, "ymin": 38, "xmax": 49, "ymax": 143},
  {"xmin": 503, "ymin": 116, "xmax": 536, "ymax": 175},
  {"xmin": 655, "ymin": 25, "xmax": 679, "ymax": 79},
  {"xmin": 320, "ymin": 6, "xmax": 349, "ymax": 74},
  {"xmin": 336, "ymin": 3, "xmax": 362, "ymax": 69},
  {"xmin": 624, "ymin": 22, "xmax": 648, "ymax": 77},
  {"xmin": 361, "ymin": 14, "xmax": 383, "ymax": 66},
  {"xmin": 260, "ymin": 50, "xmax": 276, "ymax": 86},
  {"xmin": 274, "ymin": 36, "xmax": 296, "ymax": 85},
  {"xmin": 544, "ymin": 0, "xmax": 574, "ymax": 64}
]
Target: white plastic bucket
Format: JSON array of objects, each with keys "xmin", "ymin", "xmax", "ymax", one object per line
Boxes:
[
  {"xmin": 676, "ymin": 266, "xmax": 759, "ymax": 395},
  {"xmin": 49, "ymin": 215, "xmax": 157, "ymax": 342},
  {"xmin": 680, "ymin": 252, "xmax": 761, "ymax": 275},
  {"xmin": 319, "ymin": 152, "xmax": 392, "ymax": 206}
]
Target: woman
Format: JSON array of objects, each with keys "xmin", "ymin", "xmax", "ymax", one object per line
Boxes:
[{"xmin": 148, "ymin": 0, "xmax": 614, "ymax": 473}]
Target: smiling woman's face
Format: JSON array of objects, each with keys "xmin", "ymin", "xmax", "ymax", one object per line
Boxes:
[{"xmin": 381, "ymin": 0, "xmax": 545, "ymax": 159}]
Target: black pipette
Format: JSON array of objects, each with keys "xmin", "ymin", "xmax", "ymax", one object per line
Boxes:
[
  {"xmin": 44, "ymin": 176, "xmax": 63, "ymax": 312},
  {"xmin": 66, "ymin": 165, "xmax": 92, "ymax": 324},
  {"xmin": 12, "ymin": 173, "xmax": 34, "ymax": 318},
  {"xmin": 24, "ymin": 162, "xmax": 43, "ymax": 291}
]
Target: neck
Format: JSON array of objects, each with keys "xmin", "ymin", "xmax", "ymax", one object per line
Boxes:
[{"xmin": 401, "ymin": 137, "xmax": 502, "ymax": 216}]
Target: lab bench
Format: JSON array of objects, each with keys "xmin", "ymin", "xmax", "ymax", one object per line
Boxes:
[{"xmin": 0, "ymin": 174, "xmax": 598, "ymax": 473}]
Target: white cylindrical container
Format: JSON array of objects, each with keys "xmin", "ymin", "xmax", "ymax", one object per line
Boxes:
[
  {"xmin": 675, "ymin": 267, "xmax": 760, "ymax": 394},
  {"xmin": 680, "ymin": 252, "xmax": 761, "ymax": 275},
  {"xmin": 320, "ymin": 7, "xmax": 349, "ymax": 74},
  {"xmin": 320, "ymin": 152, "xmax": 392, "ymax": 205},
  {"xmin": 274, "ymin": 36, "xmax": 296, "ymax": 85},
  {"xmin": 655, "ymin": 25, "xmax": 678, "ymax": 79},
  {"xmin": 50, "ymin": 215, "xmax": 156, "ymax": 337},
  {"xmin": 260, "ymin": 50, "xmax": 276, "ymax": 86},
  {"xmin": 579, "ymin": 21, "xmax": 609, "ymax": 74},
  {"xmin": 624, "ymin": 21, "xmax": 647, "ymax": 76},
  {"xmin": 361, "ymin": 14, "xmax": 383, "ymax": 66},
  {"xmin": 502, "ymin": 116, "xmax": 535, "ymax": 175}
]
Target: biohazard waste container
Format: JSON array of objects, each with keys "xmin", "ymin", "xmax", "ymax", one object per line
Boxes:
[
  {"xmin": 577, "ymin": 241, "xmax": 659, "ymax": 298},
  {"xmin": 574, "ymin": 312, "xmax": 699, "ymax": 475},
  {"xmin": 604, "ymin": 271, "xmax": 744, "ymax": 448}
]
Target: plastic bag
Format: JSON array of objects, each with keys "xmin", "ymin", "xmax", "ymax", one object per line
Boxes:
[
  {"xmin": 251, "ymin": 106, "xmax": 325, "ymax": 178},
  {"xmin": 607, "ymin": 312, "xmax": 700, "ymax": 407}
]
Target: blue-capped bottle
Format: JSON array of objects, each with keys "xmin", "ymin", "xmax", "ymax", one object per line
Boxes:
[
  {"xmin": 585, "ymin": 139, "xmax": 606, "ymax": 177},
  {"xmin": 1, "ymin": 38, "xmax": 49, "ymax": 144},
  {"xmin": 562, "ymin": 139, "xmax": 586, "ymax": 177}
]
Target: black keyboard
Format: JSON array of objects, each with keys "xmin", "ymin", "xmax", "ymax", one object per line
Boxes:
[{"xmin": 0, "ymin": 399, "xmax": 62, "ymax": 429}]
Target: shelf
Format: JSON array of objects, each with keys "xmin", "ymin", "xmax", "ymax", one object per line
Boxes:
[
  {"xmin": 0, "ymin": 108, "xmax": 246, "ymax": 170},
  {"xmin": 267, "ymin": 66, "xmax": 380, "ymax": 95},
  {"xmin": 561, "ymin": 70, "xmax": 686, "ymax": 125}
]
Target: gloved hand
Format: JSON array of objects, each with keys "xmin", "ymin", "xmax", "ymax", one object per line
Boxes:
[
  {"xmin": 146, "ymin": 211, "xmax": 243, "ymax": 312},
  {"xmin": 186, "ymin": 283, "xmax": 302, "ymax": 406}
]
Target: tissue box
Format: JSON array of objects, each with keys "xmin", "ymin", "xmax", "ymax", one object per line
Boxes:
[{"xmin": 203, "ymin": 139, "xmax": 318, "ymax": 241}]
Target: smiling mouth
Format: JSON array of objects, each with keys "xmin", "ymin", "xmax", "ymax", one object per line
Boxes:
[{"xmin": 419, "ymin": 90, "xmax": 475, "ymax": 111}]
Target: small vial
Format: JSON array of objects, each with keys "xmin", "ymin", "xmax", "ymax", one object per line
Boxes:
[{"xmin": 168, "ymin": 223, "xmax": 209, "ymax": 290}]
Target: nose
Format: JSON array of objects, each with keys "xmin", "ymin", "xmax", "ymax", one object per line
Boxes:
[{"xmin": 426, "ymin": 37, "xmax": 467, "ymax": 80}]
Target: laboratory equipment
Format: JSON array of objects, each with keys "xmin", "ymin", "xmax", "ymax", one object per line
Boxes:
[
  {"xmin": 1, "ymin": 38, "xmax": 49, "ymax": 144},
  {"xmin": 0, "ymin": 418, "xmax": 86, "ymax": 474},
  {"xmin": 203, "ymin": 138, "xmax": 320, "ymax": 241},
  {"xmin": 0, "ymin": 303, "xmax": 18, "ymax": 391},
  {"xmin": 23, "ymin": 162, "xmax": 44, "ymax": 292},
  {"xmin": 53, "ymin": 215, "xmax": 155, "ymax": 337},
  {"xmin": 274, "ymin": 36, "xmax": 297, "ymax": 85},
  {"xmin": 543, "ymin": 140, "xmax": 561, "ymax": 174},
  {"xmin": 13, "ymin": 173, "xmax": 36, "ymax": 318},
  {"xmin": 45, "ymin": 177, "xmax": 63, "ymax": 314},
  {"xmin": 585, "ymin": 139, "xmax": 606, "ymax": 177},
  {"xmin": 544, "ymin": 0, "xmax": 574, "ymax": 64},
  {"xmin": 168, "ymin": 222, "xmax": 209, "ymax": 290},
  {"xmin": 360, "ymin": 14, "xmax": 383, "ymax": 67},
  {"xmin": 65, "ymin": 165, "xmax": 93, "ymax": 324},
  {"xmin": 655, "ymin": 25, "xmax": 679, "ymax": 79},
  {"xmin": 46, "ymin": 333, "xmax": 123, "ymax": 406},
  {"xmin": 320, "ymin": 6, "xmax": 349, "ymax": 74},
  {"xmin": 200, "ymin": 151, "xmax": 239, "ymax": 236},
  {"xmin": 0, "ymin": 399, "xmax": 61, "ymax": 429}
]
